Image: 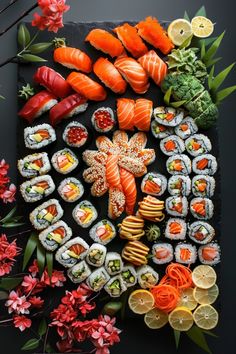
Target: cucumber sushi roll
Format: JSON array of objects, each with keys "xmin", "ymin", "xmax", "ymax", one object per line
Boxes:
[
  {"xmin": 121, "ymin": 265, "xmax": 137, "ymax": 287},
  {"xmin": 72, "ymin": 200, "xmax": 98, "ymax": 228},
  {"xmin": 168, "ymin": 175, "xmax": 191, "ymax": 196},
  {"xmin": 174, "ymin": 117, "xmax": 198, "ymax": 139},
  {"xmin": 141, "ymin": 172, "xmax": 167, "ymax": 196},
  {"xmin": 153, "ymin": 106, "xmax": 184, "ymax": 127},
  {"xmin": 24, "ymin": 124, "xmax": 56, "ymax": 150},
  {"xmin": 105, "ymin": 252, "xmax": 123, "ymax": 276},
  {"xmin": 86, "ymin": 243, "xmax": 107, "ymax": 267},
  {"xmin": 55, "ymin": 237, "xmax": 89, "ymax": 268},
  {"xmin": 39, "ymin": 220, "xmax": 72, "ymax": 251},
  {"xmin": 67, "ymin": 260, "xmax": 91, "ymax": 284},
  {"xmin": 57, "ymin": 177, "xmax": 84, "ymax": 202},
  {"xmin": 165, "ymin": 196, "xmax": 188, "ymax": 217},
  {"xmin": 166, "ymin": 154, "xmax": 191, "ymax": 175},
  {"xmin": 152, "ymin": 243, "xmax": 174, "ymax": 265},
  {"xmin": 175, "ymin": 243, "xmax": 197, "ymax": 264},
  {"xmin": 89, "ymin": 220, "xmax": 116, "ymax": 245},
  {"xmin": 190, "ymin": 197, "xmax": 214, "ymax": 220},
  {"xmin": 160, "ymin": 135, "xmax": 185, "ymax": 156},
  {"xmin": 192, "ymin": 175, "xmax": 215, "ymax": 197},
  {"xmin": 20, "ymin": 175, "xmax": 55, "ymax": 203},
  {"xmin": 51, "ymin": 148, "xmax": 78, "ymax": 174},
  {"xmin": 198, "ymin": 243, "xmax": 221, "ymax": 265},
  {"xmin": 165, "ymin": 218, "xmax": 187, "ymax": 240},
  {"xmin": 63, "ymin": 121, "xmax": 88, "ymax": 148},
  {"xmin": 185, "ymin": 134, "xmax": 212, "ymax": 157},
  {"xmin": 86, "ymin": 267, "xmax": 110, "ymax": 292},
  {"xmin": 18, "ymin": 152, "xmax": 51, "ymax": 178},
  {"xmin": 29, "ymin": 199, "xmax": 63, "ymax": 230},
  {"xmin": 192, "ymin": 154, "xmax": 217, "ymax": 175},
  {"xmin": 188, "ymin": 221, "xmax": 215, "ymax": 245},
  {"xmin": 137, "ymin": 265, "xmax": 159, "ymax": 289},
  {"xmin": 91, "ymin": 107, "xmax": 116, "ymax": 133},
  {"xmin": 151, "ymin": 120, "xmax": 173, "ymax": 139},
  {"xmin": 104, "ymin": 275, "xmax": 127, "ymax": 297}
]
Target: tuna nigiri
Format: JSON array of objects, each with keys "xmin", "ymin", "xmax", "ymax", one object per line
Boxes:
[
  {"xmin": 85, "ymin": 28, "xmax": 124, "ymax": 57},
  {"xmin": 67, "ymin": 72, "xmax": 107, "ymax": 101},
  {"xmin": 106, "ymin": 154, "xmax": 121, "ymax": 188},
  {"xmin": 138, "ymin": 50, "xmax": 167, "ymax": 86},
  {"xmin": 117, "ymin": 98, "xmax": 135, "ymax": 130},
  {"xmin": 120, "ymin": 167, "xmax": 137, "ymax": 215},
  {"xmin": 134, "ymin": 98, "xmax": 153, "ymax": 131},
  {"xmin": 54, "ymin": 47, "xmax": 92, "ymax": 73}
]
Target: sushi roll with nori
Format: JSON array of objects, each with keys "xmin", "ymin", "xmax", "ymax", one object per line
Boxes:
[
  {"xmin": 29, "ymin": 199, "xmax": 63, "ymax": 230},
  {"xmin": 58, "ymin": 177, "xmax": 84, "ymax": 202},
  {"xmin": 198, "ymin": 243, "xmax": 220, "ymax": 265},
  {"xmin": 165, "ymin": 196, "xmax": 188, "ymax": 217},
  {"xmin": 86, "ymin": 267, "xmax": 110, "ymax": 292},
  {"xmin": 192, "ymin": 154, "xmax": 217, "ymax": 175},
  {"xmin": 105, "ymin": 252, "xmax": 123, "ymax": 275},
  {"xmin": 174, "ymin": 117, "xmax": 198, "ymax": 140},
  {"xmin": 67, "ymin": 260, "xmax": 91, "ymax": 283},
  {"xmin": 55, "ymin": 237, "xmax": 89, "ymax": 268},
  {"xmin": 89, "ymin": 220, "xmax": 116, "ymax": 245},
  {"xmin": 166, "ymin": 154, "xmax": 191, "ymax": 175},
  {"xmin": 39, "ymin": 220, "xmax": 72, "ymax": 251},
  {"xmin": 137, "ymin": 265, "xmax": 159, "ymax": 289},
  {"xmin": 24, "ymin": 124, "xmax": 56, "ymax": 150},
  {"xmin": 153, "ymin": 106, "xmax": 184, "ymax": 127},
  {"xmin": 121, "ymin": 264, "xmax": 137, "ymax": 287},
  {"xmin": 20, "ymin": 175, "xmax": 55, "ymax": 203},
  {"xmin": 86, "ymin": 243, "xmax": 107, "ymax": 267},
  {"xmin": 72, "ymin": 200, "xmax": 98, "ymax": 228},
  {"xmin": 192, "ymin": 175, "xmax": 215, "ymax": 197},
  {"xmin": 91, "ymin": 107, "xmax": 116, "ymax": 133},
  {"xmin": 152, "ymin": 243, "xmax": 174, "ymax": 264},
  {"xmin": 188, "ymin": 221, "xmax": 215, "ymax": 244},
  {"xmin": 104, "ymin": 275, "xmax": 127, "ymax": 297},
  {"xmin": 63, "ymin": 121, "xmax": 88, "ymax": 148},
  {"xmin": 151, "ymin": 120, "xmax": 173, "ymax": 139},
  {"xmin": 165, "ymin": 218, "xmax": 187, "ymax": 240},
  {"xmin": 168, "ymin": 175, "xmax": 191, "ymax": 196},
  {"xmin": 190, "ymin": 197, "xmax": 214, "ymax": 220},
  {"xmin": 175, "ymin": 243, "xmax": 197, "ymax": 264},
  {"xmin": 141, "ymin": 172, "xmax": 167, "ymax": 196},
  {"xmin": 185, "ymin": 134, "xmax": 212, "ymax": 157},
  {"xmin": 18, "ymin": 152, "xmax": 51, "ymax": 178},
  {"xmin": 51, "ymin": 148, "xmax": 78, "ymax": 174},
  {"xmin": 160, "ymin": 135, "xmax": 185, "ymax": 156}
]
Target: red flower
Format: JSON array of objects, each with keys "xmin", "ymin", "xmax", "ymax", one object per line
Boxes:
[
  {"xmin": 5, "ymin": 291, "xmax": 31, "ymax": 315},
  {"xmin": 28, "ymin": 259, "xmax": 39, "ymax": 276},
  {"xmin": 1, "ymin": 184, "xmax": 16, "ymax": 203},
  {"xmin": 79, "ymin": 302, "xmax": 96, "ymax": 316},
  {"xmin": 91, "ymin": 327, "xmax": 110, "ymax": 347},
  {"xmin": 0, "ymin": 235, "xmax": 20, "ymax": 276},
  {"xmin": 28, "ymin": 296, "xmax": 44, "ymax": 308},
  {"xmin": 13, "ymin": 315, "xmax": 32, "ymax": 332},
  {"xmin": 50, "ymin": 304, "xmax": 77, "ymax": 324},
  {"xmin": 21, "ymin": 275, "xmax": 38, "ymax": 293},
  {"xmin": 0, "ymin": 159, "xmax": 9, "ymax": 176},
  {"xmin": 41, "ymin": 269, "xmax": 66, "ymax": 287}
]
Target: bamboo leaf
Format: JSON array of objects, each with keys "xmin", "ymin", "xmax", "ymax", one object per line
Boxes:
[
  {"xmin": 38, "ymin": 318, "xmax": 47, "ymax": 337},
  {"xmin": 18, "ymin": 24, "xmax": 30, "ymax": 48},
  {"xmin": 202, "ymin": 330, "xmax": 218, "ymax": 338},
  {"xmin": 29, "ymin": 42, "xmax": 52, "ymax": 54},
  {"xmin": 0, "ymin": 206, "xmax": 17, "ymax": 223},
  {"xmin": 19, "ymin": 54, "xmax": 47, "ymax": 63},
  {"xmin": 0, "ymin": 95, "xmax": 5, "ymax": 100},
  {"xmin": 170, "ymin": 100, "xmax": 186, "ymax": 108},
  {"xmin": 202, "ymin": 32, "xmax": 225, "ymax": 64},
  {"xmin": 205, "ymin": 57, "xmax": 222, "ymax": 68},
  {"xmin": 46, "ymin": 251, "xmax": 53, "ymax": 278},
  {"xmin": 201, "ymin": 41, "xmax": 206, "ymax": 60},
  {"xmin": 208, "ymin": 65, "xmax": 215, "ymax": 90},
  {"xmin": 21, "ymin": 338, "xmax": 40, "ymax": 351},
  {"xmin": 215, "ymin": 85, "xmax": 236, "ymax": 104},
  {"xmin": 22, "ymin": 232, "xmax": 38, "ymax": 271},
  {"xmin": 173, "ymin": 330, "xmax": 181, "ymax": 349},
  {"xmin": 164, "ymin": 87, "xmax": 172, "ymax": 105},
  {"xmin": 186, "ymin": 325, "xmax": 212, "ymax": 354},
  {"xmin": 2, "ymin": 222, "xmax": 25, "ymax": 228},
  {"xmin": 37, "ymin": 243, "xmax": 46, "ymax": 275},
  {"xmin": 200, "ymin": 37, "xmax": 218, "ymax": 47},
  {"xmin": 195, "ymin": 6, "xmax": 207, "ymax": 17},
  {"xmin": 211, "ymin": 62, "xmax": 235, "ymax": 92},
  {"xmin": 0, "ymin": 277, "xmax": 23, "ymax": 290},
  {"xmin": 183, "ymin": 11, "xmax": 190, "ymax": 22}
]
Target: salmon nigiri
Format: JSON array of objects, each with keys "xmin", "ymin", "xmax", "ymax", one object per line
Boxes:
[
  {"xmin": 117, "ymin": 98, "xmax": 135, "ymax": 130},
  {"xmin": 138, "ymin": 50, "xmax": 167, "ymax": 86},
  {"xmin": 134, "ymin": 98, "xmax": 153, "ymax": 131},
  {"xmin": 120, "ymin": 167, "xmax": 137, "ymax": 215},
  {"xmin": 113, "ymin": 23, "xmax": 148, "ymax": 58},
  {"xmin": 93, "ymin": 57, "xmax": 127, "ymax": 94},
  {"xmin": 67, "ymin": 72, "xmax": 107, "ymax": 101},
  {"xmin": 106, "ymin": 154, "xmax": 121, "ymax": 188},
  {"xmin": 114, "ymin": 57, "xmax": 149, "ymax": 94},
  {"xmin": 54, "ymin": 47, "xmax": 92, "ymax": 73},
  {"xmin": 85, "ymin": 28, "xmax": 124, "ymax": 57}
]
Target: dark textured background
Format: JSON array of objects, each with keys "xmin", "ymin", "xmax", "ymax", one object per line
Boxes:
[{"xmin": 0, "ymin": 1, "xmax": 236, "ymax": 354}]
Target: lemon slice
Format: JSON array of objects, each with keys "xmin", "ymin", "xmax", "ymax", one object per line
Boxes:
[
  {"xmin": 193, "ymin": 304, "xmax": 219, "ymax": 330},
  {"xmin": 167, "ymin": 19, "xmax": 193, "ymax": 46},
  {"xmin": 177, "ymin": 288, "xmax": 198, "ymax": 310},
  {"xmin": 191, "ymin": 16, "xmax": 214, "ymax": 38},
  {"xmin": 144, "ymin": 308, "xmax": 168, "ymax": 329},
  {"xmin": 128, "ymin": 289, "xmax": 155, "ymax": 314},
  {"xmin": 192, "ymin": 265, "xmax": 217, "ymax": 289},
  {"xmin": 168, "ymin": 306, "xmax": 194, "ymax": 331},
  {"xmin": 193, "ymin": 284, "xmax": 219, "ymax": 305}
]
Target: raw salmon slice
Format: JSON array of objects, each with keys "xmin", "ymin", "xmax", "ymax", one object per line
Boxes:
[
  {"xmin": 134, "ymin": 98, "xmax": 153, "ymax": 131},
  {"xmin": 54, "ymin": 47, "xmax": 92, "ymax": 73},
  {"xmin": 138, "ymin": 50, "xmax": 167, "ymax": 86},
  {"xmin": 85, "ymin": 28, "xmax": 124, "ymax": 57}
]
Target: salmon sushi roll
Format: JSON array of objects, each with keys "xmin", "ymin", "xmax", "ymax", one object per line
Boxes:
[
  {"xmin": 168, "ymin": 175, "xmax": 191, "ymax": 196},
  {"xmin": 73, "ymin": 200, "xmax": 98, "ymax": 228},
  {"xmin": 51, "ymin": 148, "xmax": 78, "ymax": 175},
  {"xmin": 20, "ymin": 175, "xmax": 55, "ymax": 203},
  {"xmin": 117, "ymin": 98, "xmax": 135, "ymax": 130},
  {"xmin": 192, "ymin": 154, "xmax": 218, "ymax": 175},
  {"xmin": 165, "ymin": 196, "xmax": 188, "ymax": 217},
  {"xmin": 166, "ymin": 154, "xmax": 191, "ymax": 175},
  {"xmin": 57, "ymin": 177, "xmax": 84, "ymax": 203},
  {"xmin": 54, "ymin": 46, "xmax": 92, "ymax": 73},
  {"xmin": 152, "ymin": 243, "xmax": 174, "ymax": 265},
  {"xmin": 138, "ymin": 50, "xmax": 167, "ymax": 86},
  {"xmin": 192, "ymin": 175, "xmax": 215, "ymax": 197},
  {"xmin": 39, "ymin": 220, "xmax": 72, "ymax": 251},
  {"xmin": 154, "ymin": 107, "xmax": 184, "ymax": 127},
  {"xmin": 174, "ymin": 117, "xmax": 198, "ymax": 140},
  {"xmin": 198, "ymin": 243, "xmax": 220, "ymax": 265},
  {"xmin": 55, "ymin": 237, "xmax": 89, "ymax": 268},
  {"xmin": 175, "ymin": 243, "xmax": 197, "ymax": 265},
  {"xmin": 85, "ymin": 28, "xmax": 124, "ymax": 57},
  {"xmin": 141, "ymin": 172, "xmax": 167, "ymax": 196},
  {"xmin": 18, "ymin": 152, "xmax": 51, "ymax": 179},
  {"xmin": 29, "ymin": 199, "xmax": 64, "ymax": 230},
  {"xmin": 134, "ymin": 98, "xmax": 153, "ymax": 131},
  {"xmin": 151, "ymin": 120, "xmax": 173, "ymax": 139},
  {"xmin": 188, "ymin": 221, "xmax": 215, "ymax": 245},
  {"xmin": 89, "ymin": 220, "xmax": 116, "ymax": 245},
  {"xmin": 165, "ymin": 218, "xmax": 187, "ymax": 240},
  {"xmin": 24, "ymin": 124, "xmax": 56, "ymax": 150},
  {"xmin": 190, "ymin": 197, "xmax": 214, "ymax": 220},
  {"xmin": 185, "ymin": 134, "xmax": 212, "ymax": 157},
  {"xmin": 160, "ymin": 135, "xmax": 185, "ymax": 156},
  {"xmin": 91, "ymin": 107, "xmax": 116, "ymax": 133}
]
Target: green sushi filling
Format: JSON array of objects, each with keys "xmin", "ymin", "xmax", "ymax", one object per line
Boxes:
[
  {"xmin": 72, "ymin": 267, "xmax": 85, "ymax": 278},
  {"xmin": 108, "ymin": 260, "xmax": 120, "ymax": 273},
  {"xmin": 141, "ymin": 273, "xmax": 156, "ymax": 284},
  {"xmin": 108, "ymin": 279, "xmax": 121, "ymax": 296},
  {"xmin": 92, "ymin": 275, "xmax": 106, "ymax": 291},
  {"xmin": 122, "ymin": 270, "xmax": 135, "ymax": 284},
  {"xmin": 89, "ymin": 250, "xmax": 103, "ymax": 264}
]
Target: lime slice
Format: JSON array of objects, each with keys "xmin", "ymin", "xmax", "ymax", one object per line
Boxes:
[
  {"xmin": 144, "ymin": 308, "xmax": 168, "ymax": 329},
  {"xmin": 193, "ymin": 304, "xmax": 219, "ymax": 330},
  {"xmin": 192, "ymin": 265, "xmax": 217, "ymax": 289},
  {"xmin": 168, "ymin": 306, "xmax": 194, "ymax": 331},
  {"xmin": 191, "ymin": 16, "xmax": 214, "ymax": 38},
  {"xmin": 193, "ymin": 284, "xmax": 219, "ymax": 305},
  {"xmin": 177, "ymin": 288, "xmax": 198, "ymax": 310},
  {"xmin": 128, "ymin": 289, "xmax": 155, "ymax": 314},
  {"xmin": 167, "ymin": 19, "xmax": 193, "ymax": 46}
]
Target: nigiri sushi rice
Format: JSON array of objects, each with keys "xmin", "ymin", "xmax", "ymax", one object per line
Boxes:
[
  {"xmin": 192, "ymin": 175, "xmax": 215, "ymax": 197},
  {"xmin": 151, "ymin": 120, "xmax": 173, "ymax": 139},
  {"xmin": 67, "ymin": 260, "xmax": 91, "ymax": 284},
  {"xmin": 57, "ymin": 177, "xmax": 84, "ymax": 202},
  {"xmin": 185, "ymin": 134, "xmax": 212, "ymax": 157},
  {"xmin": 51, "ymin": 148, "xmax": 78, "ymax": 174},
  {"xmin": 174, "ymin": 117, "xmax": 198, "ymax": 140},
  {"xmin": 29, "ymin": 199, "xmax": 63, "ymax": 230},
  {"xmin": 153, "ymin": 107, "xmax": 184, "ymax": 127},
  {"xmin": 165, "ymin": 218, "xmax": 187, "ymax": 240},
  {"xmin": 190, "ymin": 197, "xmax": 214, "ymax": 220},
  {"xmin": 198, "ymin": 243, "xmax": 221, "ymax": 265},
  {"xmin": 141, "ymin": 172, "xmax": 167, "ymax": 196},
  {"xmin": 39, "ymin": 220, "xmax": 72, "ymax": 251},
  {"xmin": 168, "ymin": 175, "xmax": 191, "ymax": 196},
  {"xmin": 91, "ymin": 107, "xmax": 116, "ymax": 133},
  {"xmin": 175, "ymin": 243, "xmax": 197, "ymax": 264},
  {"xmin": 24, "ymin": 124, "xmax": 56, "ymax": 150},
  {"xmin": 86, "ymin": 267, "xmax": 110, "ymax": 292},
  {"xmin": 63, "ymin": 121, "xmax": 88, "ymax": 148},
  {"xmin": 165, "ymin": 196, "xmax": 188, "ymax": 217},
  {"xmin": 192, "ymin": 154, "xmax": 218, "ymax": 175},
  {"xmin": 104, "ymin": 275, "xmax": 127, "ymax": 297},
  {"xmin": 72, "ymin": 200, "xmax": 98, "ymax": 228},
  {"xmin": 166, "ymin": 154, "xmax": 192, "ymax": 175},
  {"xmin": 121, "ymin": 265, "xmax": 137, "ymax": 287},
  {"xmin": 160, "ymin": 135, "xmax": 185, "ymax": 156},
  {"xmin": 20, "ymin": 175, "xmax": 55, "ymax": 203},
  {"xmin": 188, "ymin": 221, "xmax": 215, "ymax": 245},
  {"xmin": 89, "ymin": 220, "xmax": 116, "ymax": 245},
  {"xmin": 137, "ymin": 265, "xmax": 159, "ymax": 289},
  {"xmin": 18, "ymin": 152, "xmax": 51, "ymax": 178},
  {"xmin": 55, "ymin": 237, "xmax": 89, "ymax": 268},
  {"xmin": 152, "ymin": 243, "xmax": 174, "ymax": 264},
  {"xmin": 105, "ymin": 252, "xmax": 123, "ymax": 276},
  {"xmin": 86, "ymin": 243, "xmax": 107, "ymax": 268}
]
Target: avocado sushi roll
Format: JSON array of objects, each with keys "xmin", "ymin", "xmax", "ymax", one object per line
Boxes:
[
  {"xmin": 185, "ymin": 134, "xmax": 212, "ymax": 157},
  {"xmin": 165, "ymin": 218, "xmax": 187, "ymax": 240},
  {"xmin": 121, "ymin": 265, "xmax": 137, "ymax": 287},
  {"xmin": 190, "ymin": 197, "xmax": 214, "ymax": 220},
  {"xmin": 192, "ymin": 175, "xmax": 215, "ymax": 197},
  {"xmin": 20, "ymin": 175, "xmax": 55, "ymax": 203},
  {"xmin": 198, "ymin": 243, "xmax": 221, "ymax": 265},
  {"xmin": 86, "ymin": 243, "xmax": 107, "ymax": 267},
  {"xmin": 72, "ymin": 200, "xmax": 98, "ymax": 228},
  {"xmin": 166, "ymin": 154, "xmax": 191, "ymax": 175},
  {"xmin": 18, "ymin": 152, "xmax": 51, "ymax": 178},
  {"xmin": 86, "ymin": 267, "xmax": 110, "ymax": 292},
  {"xmin": 152, "ymin": 243, "xmax": 174, "ymax": 265},
  {"xmin": 137, "ymin": 265, "xmax": 159, "ymax": 289},
  {"xmin": 39, "ymin": 220, "xmax": 72, "ymax": 251},
  {"xmin": 51, "ymin": 148, "xmax": 78, "ymax": 174},
  {"xmin": 174, "ymin": 117, "xmax": 198, "ymax": 139},
  {"xmin": 153, "ymin": 106, "xmax": 184, "ymax": 127},
  {"xmin": 168, "ymin": 175, "xmax": 191, "ymax": 196},
  {"xmin": 165, "ymin": 196, "xmax": 188, "ymax": 217},
  {"xmin": 192, "ymin": 154, "xmax": 217, "ymax": 175},
  {"xmin": 160, "ymin": 135, "xmax": 185, "ymax": 156},
  {"xmin": 89, "ymin": 220, "xmax": 116, "ymax": 245},
  {"xmin": 141, "ymin": 172, "xmax": 167, "ymax": 196},
  {"xmin": 188, "ymin": 221, "xmax": 215, "ymax": 245},
  {"xmin": 105, "ymin": 252, "xmax": 123, "ymax": 276},
  {"xmin": 55, "ymin": 237, "xmax": 89, "ymax": 268},
  {"xmin": 63, "ymin": 121, "xmax": 88, "ymax": 148},
  {"xmin": 91, "ymin": 107, "xmax": 116, "ymax": 133},
  {"xmin": 67, "ymin": 260, "xmax": 91, "ymax": 283},
  {"xmin": 57, "ymin": 177, "xmax": 84, "ymax": 202},
  {"xmin": 29, "ymin": 199, "xmax": 63, "ymax": 230},
  {"xmin": 175, "ymin": 243, "xmax": 197, "ymax": 264},
  {"xmin": 104, "ymin": 275, "xmax": 127, "ymax": 297},
  {"xmin": 24, "ymin": 123, "xmax": 56, "ymax": 149},
  {"xmin": 151, "ymin": 120, "xmax": 173, "ymax": 139}
]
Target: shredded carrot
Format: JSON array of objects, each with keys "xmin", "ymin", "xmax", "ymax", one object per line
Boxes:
[
  {"xmin": 150, "ymin": 284, "xmax": 180, "ymax": 313},
  {"xmin": 166, "ymin": 263, "xmax": 193, "ymax": 289}
]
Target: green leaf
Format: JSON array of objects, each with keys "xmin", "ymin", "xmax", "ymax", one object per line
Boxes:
[
  {"xmin": 21, "ymin": 338, "xmax": 40, "ymax": 351},
  {"xmin": 202, "ymin": 330, "xmax": 218, "ymax": 338},
  {"xmin": 0, "ymin": 95, "xmax": 5, "ymax": 100},
  {"xmin": 211, "ymin": 62, "xmax": 235, "ymax": 92},
  {"xmin": 183, "ymin": 11, "xmax": 190, "ymax": 22},
  {"xmin": 0, "ymin": 290, "xmax": 9, "ymax": 299},
  {"xmin": 200, "ymin": 37, "xmax": 218, "ymax": 47},
  {"xmin": 22, "ymin": 232, "xmax": 38, "ymax": 271},
  {"xmin": 186, "ymin": 325, "xmax": 212, "ymax": 354},
  {"xmin": 179, "ymin": 34, "xmax": 193, "ymax": 49},
  {"xmin": 164, "ymin": 86, "xmax": 172, "ymax": 105},
  {"xmin": 18, "ymin": 24, "xmax": 30, "ymax": 48},
  {"xmin": 37, "ymin": 243, "xmax": 46, "ymax": 275},
  {"xmin": 194, "ymin": 6, "xmax": 207, "ymax": 17},
  {"xmin": 215, "ymin": 85, "xmax": 236, "ymax": 104},
  {"xmin": 0, "ymin": 277, "xmax": 23, "ymax": 290},
  {"xmin": 170, "ymin": 100, "xmax": 186, "ymax": 108},
  {"xmin": 2, "ymin": 222, "xmax": 25, "ymax": 228},
  {"xmin": 208, "ymin": 65, "xmax": 215, "ymax": 90},
  {"xmin": 0, "ymin": 206, "xmax": 17, "ymax": 223},
  {"xmin": 202, "ymin": 31, "xmax": 225, "ymax": 64},
  {"xmin": 46, "ymin": 251, "xmax": 53, "ymax": 278},
  {"xmin": 29, "ymin": 42, "xmax": 52, "ymax": 54},
  {"xmin": 38, "ymin": 318, "xmax": 47, "ymax": 337},
  {"xmin": 19, "ymin": 54, "xmax": 47, "ymax": 63},
  {"xmin": 173, "ymin": 330, "xmax": 181, "ymax": 349},
  {"xmin": 103, "ymin": 302, "xmax": 122, "ymax": 316},
  {"xmin": 201, "ymin": 41, "xmax": 206, "ymax": 60},
  {"xmin": 205, "ymin": 57, "xmax": 222, "ymax": 68}
]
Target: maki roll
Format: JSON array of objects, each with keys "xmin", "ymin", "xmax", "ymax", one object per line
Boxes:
[
  {"xmin": 51, "ymin": 148, "xmax": 78, "ymax": 174},
  {"xmin": 105, "ymin": 252, "xmax": 123, "ymax": 275},
  {"xmin": 151, "ymin": 120, "xmax": 173, "ymax": 139},
  {"xmin": 57, "ymin": 178, "xmax": 84, "ymax": 202},
  {"xmin": 153, "ymin": 106, "xmax": 184, "ymax": 127},
  {"xmin": 55, "ymin": 237, "xmax": 89, "ymax": 268},
  {"xmin": 165, "ymin": 218, "xmax": 187, "ymax": 240},
  {"xmin": 121, "ymin": 264, "xmax": 137, "ymax": 287},
  {"xmin": 192, "ymin": 154, "xmax": 218, "ymax": 175},
  {"xmin": 141, "ymin": 172, "xmax": 167, "ymax": 196},
  {"xmin": 198, "ymin": 243, "xmax": 220, "ymax": 265},
  {"xmin": 175, "ymin": 243, "xmax": 197, "ymax": 264},
  {"xmin": 185, "ymin": 134, "xmax": 212, "ymax": 157},
  {"xmin": 192, "ymin": 175, "xmax": 215, "ymax": 197},
  {"xmin": 86, "ymin": 243, "xmax": 107, "ymax": 267},
  {"xmin": 166, "ymin": 154, "xmax": 191, "ymax": 175},
  {"xmin": 18, "ymin": 152, "xmax": 51, "ymax": 178},
  {"xmin": 86, "ymin": 267, "xmax": 110, "ymax": 292},
  {"xmin": 165, "ymin": 196, "xmax": 188, "ymax": 217},
  {"xmin": 20, "ymin": 175, "xmax": 55, "ymax": 203},
  {"xmin": 91, "ymin": 107, "xmax": 116, "ymax": 133},
  {"xmin": 190, "ymin": 198, "xmax": 214, "ymax": 220},
  {"xmin": 104, "ymin": 275, "xmax": 127, "ymax": 297},
  {"xmin": 89, "ymin": 220, "xmax": 116, "ymax": 245},
  {"xmin": 160, "ymin": 135, "xmax": 185, "ymax": 156},
  {"xmin": 137, "ymin": 265, "xmax": 159, "ymax": 289},
  {"xmin": 63, "ymin": 121, "xmax": 88, "ymax": 148},
  {"xmin": 188, "ymin": 221, "xmax": 215, "ymax": 245},
  {"xmin": 174, "ymin": 117, "xmax": 198, "ymax": 140},
  {"xmin": 72, "ymin": 200, "xmax": 98, "ymax": 228},
  {"xmin": 168, "ymin": 175, "xmax": 191, "ymax": 196},
  {"xmin": 39, "ymin": 220, "xmax": 72, "ymax": 251},
  {"xmin": 67, "ymin": 260, "xmax": 91, "ymax": 283},
  {"xmin": 152, "ymin": 243, "xmax": 174, "ymax": 264},
  {"xmin": 29, "ymin": 199, "xmax": 63, "ymax": 230},
  {"xmin": 24, "ymin": 124, "xmax": 56, "ymax": 150}
]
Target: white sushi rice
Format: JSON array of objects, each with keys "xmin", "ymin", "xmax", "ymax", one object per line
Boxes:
[
  {"xmin": 185, "ymin": 134, "xmax": 212, "ymax": 157},
  {"xmin": 89, "ymin": 220, "xmax": 116, "ymax": 245},
  {"xmin": 166, "ymin": 154, "xmax": 192, "ymax": 175},
  {"xmin": 168, "ymin": 175, "xmax": 191, "ymax": 196},
  {"xmin": 190, "ymin": 197, "xmax": 214, "ymax": 220},
  {"xmin": 152, "ymin": 243, "xmax": 174, "ymax": 265},
  {"xmin": 55, "ymin": 237, "xmax": 89, "ymax": 268},
  {"xmin": 86, "ymin": 243, "xmax": 107, "ymax": 268},
  {"xmin": 72, "ymin": 200, "xmax": 98, "ymax": 228},
  {"xmin": 151, "ymin": 120, "xmax": 174, "ymax": 139},
  {"xmin": 67, "ymin": 260, "xmax": 91, "ymax": 283},
  {"xmin": 18, "ymin": 152, "xmax": 51, "ymax": 178},
  {"xmin": 137, "ymin": 265, "xmax": 159, "ymax": 289},
  {"xmin": 104, "ymin": 275, "xmax": 127, "ymax": 297},
  {"xmin": 174, "ymin": 117, "xmax": 198, "ymax": 139},
  {"xmin": 105, "ymin": 252, "xmax": 123, "ymax": 276},
  {"xmin": 29, "ymin": 199, "xmax": 63, "ymax": 230},
  {"xmin": 63, "ymin": 121, "xmax": 88, "ymax": 148},
  {"xmin": 39, "ymin": 220, "xmax": 72, "ymax": 251},
  {"xmin": 20, "ymin": 175, "xmax": 55, "ymax": 203},
  {"xmin": 188, "ymin": 221, "xmax": 215, "ymax": 245},
  {"xmin": 175, "ymin": 243, "xmax": 197, "ymax": 264},
  {"xmin": 160, "ymin": 135, "xmax": 185, "ymax": 156},
  {"xmin": 51, "ymin": 148, "xmax": 78, "ymax": 174},
  {"xmin": 121, "ymin": 264, "xmax": 137, "ymax": 287},
  {"xmin": 198, "ymin": 243, "xmax": 221, "ymax": 265},
  {"xmin": 165, "ymin": 196, "xmax": 188, "ymax": 217},
  {"xmin": 61, "ymin": 102, "xmax": 88, "ymax": 119},
  {"xmin": 153, "ymin": 106, "xmax": 184, "ymax": 127},
  {"xmin": 24, "ymin": 124, "xmax": 56, "ymax": 150},
  {"xmin": 33, "ymin": 98, "xmax": 58, "ymax": 119},
  {"xmin": 165, "ymin": 218, "xmax": 187, "ymax": 240},
  {"xmin": 86, "ymin": 266, "xmax": 110, "ymax": 292},
  {"xmin": 57, "ymin": 177, "xmax": 84, "ymax": 202},
  {"xmin": 141, "ymin": 172, "xmax": 167, "ymax": 196},
  {"xmin": 192, "ymin": 154, "xmax": 218, "ymax": 175},
  {"xmin": 192, "ymin": 175, "xmax": 215, "ymax": 197}
]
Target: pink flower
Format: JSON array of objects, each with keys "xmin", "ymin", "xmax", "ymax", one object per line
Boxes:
[
  {"xmin": 41, "ymin": 269, "xmax": 66, "ymax": 287},
  {"xmin": 13, "ymin": 315, "xmax": 32, "ymax": 332},
  {"xmin": 29, "ymin": 296, "xmax": 44, "ymax": 308},
  {"xmin": 50, "ymin": 304, "xmax": 77, "ymax": 324},
  {"xmin": 21, "ymin": 275, "xmax": 38, "ymax": 293},
  {"xmin": 2, "ymin": 183, "xmax": 16, "ymax": 203},
  {"xmin": 0, "ymin": 159, "xmax": 9, "ymax": 176},
  {"xmin": 79, "ymin": 302, "xmax": 96, "ymax": 316},
  {"xmin": 28, "ymin": 259, "xmax": 39, "ymax": 276},
  {"xmin": 99, "ymin": 315, "xmax": 116, "ymax": 332},
  {"xmin": 0, "ymin": 262, "xmax": 13, "ymax": 276},
  {"xmin": 5, "ymin": 291, "xmax": 31, "ymax": 314},
  {"xmin": 92, "ymin": 327, "xmax": 110, "ymax": 347}
]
